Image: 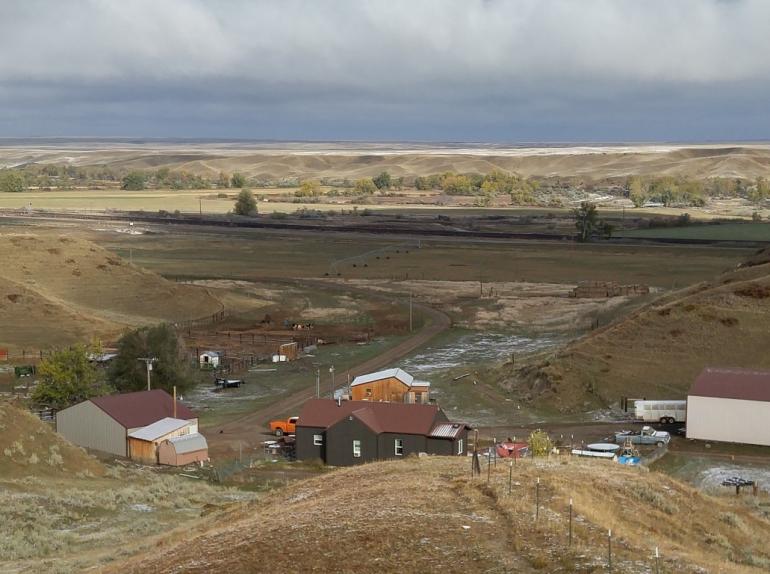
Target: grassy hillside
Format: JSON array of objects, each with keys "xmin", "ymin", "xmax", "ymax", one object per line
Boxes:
[
  {"xmin": 108, "ymin": 456, "xmax": 770, "ymax": 573},
  {"xmin": 507, "ymin": 249, "xmax": 770, "ymax": 412},
  {"xmin": 0, "ymin": 232, "xmax": 222, "ymax": 350},
  {"xmin": 0, "ymin": 400, "xmax": 103, "ymax": 477}
]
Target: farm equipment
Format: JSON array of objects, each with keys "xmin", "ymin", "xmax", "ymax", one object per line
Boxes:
[
  {"xmin": 614, "ymin": 426, "xmax": 670, "ymax": 447},
  {"xmin": 268, "ymin": 416, "xmax": 298, "ymax": 437},
  {"xmin": 215, "ymin": 377, "xmax": 243, "ymax": 389}
]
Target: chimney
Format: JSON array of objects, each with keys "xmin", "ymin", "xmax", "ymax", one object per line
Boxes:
[{"xmin": 173, "ymin": 385, "xmax": 177, "ymax": 418}]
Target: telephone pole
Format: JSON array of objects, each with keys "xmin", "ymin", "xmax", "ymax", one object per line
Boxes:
[{"xmin": 137, "ymin": 357, "xmax": 157, "ymax": 391}]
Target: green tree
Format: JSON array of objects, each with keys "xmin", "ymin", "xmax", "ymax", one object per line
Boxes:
[
  {"xmin": 121, "ymin": 171, "xmax": 146, "ymax": 191},
  {"xmin": 354, "ymin": 178, "xmax": 377, "ymax": 195},
  {"xmin": 109, "ymin": 324, "xmax": 193, "ymax": 394},
  {"xmin": 234, "ymin": 188, "xmax": 258, "ymax": 216},
  {"xmin": 230, "ymin": 172, "xmax": 247, "ymax": 188},
  {"xmin": 573, "ymin": 202, "xmax": 599, "ymax": 242},
  {"xmin": 31, "ymin": 344, "xmax": 111, "ymax": 409},
  {"xmin": 0, "ymin": 170, "xmax": 26, "ymax": 192},
  {"xmin": 372, "ymin": 171, "xmax": 392, "ymax": 190}
]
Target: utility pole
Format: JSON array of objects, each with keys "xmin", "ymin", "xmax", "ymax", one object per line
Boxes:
[
  {"xmin": 409, "ymin": 292, "xmax": 413, "ymax": 332},
  {"xmin": 329, "ymin": 365, "xmax": 335, "ymax": 398},
  {"xmin": 316, "ymin": 368, "xmax": 320, "ymax": 398},
  {"xmin": 137, "ymin": 357, "xmax": 157, "ymax": 391}
]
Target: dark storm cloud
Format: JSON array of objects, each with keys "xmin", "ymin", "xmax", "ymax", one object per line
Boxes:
[{"xmin": 0, "ymin": 0, "xmax": 769, "ymax": 140}]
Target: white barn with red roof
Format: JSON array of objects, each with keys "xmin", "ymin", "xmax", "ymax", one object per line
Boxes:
[{"xmin": 687, "ymin": 367, "xmax": 770, "ymax": 446}]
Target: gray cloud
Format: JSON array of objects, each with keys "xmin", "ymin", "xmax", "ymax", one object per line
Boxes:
[{"xmin": 0, "ymin": 0, "xmax": 769, "ymax": 140}]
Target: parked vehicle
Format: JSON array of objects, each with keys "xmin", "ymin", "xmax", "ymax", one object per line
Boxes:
[
  {"xmin": 269, "ymin": 416, "xmax": 298, "ymax": 437},
  {"xmin": 614, "ymin": 426, "xmax": 670, "ymax": 446},
  {"xmin": 634, "ymin": 400, "xmax": 686, "ymax": 424}
]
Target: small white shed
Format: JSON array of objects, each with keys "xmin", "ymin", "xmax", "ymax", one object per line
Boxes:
[{"xmin": 199, "ymin": 350, "xmax": 222, "ymax": 368}]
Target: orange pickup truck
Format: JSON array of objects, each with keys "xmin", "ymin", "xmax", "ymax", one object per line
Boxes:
[{"xmin": 269, "ymin": 416, "xmax": 298, "ymax": 436}]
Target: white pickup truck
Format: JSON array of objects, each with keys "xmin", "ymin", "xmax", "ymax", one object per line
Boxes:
[{"xmin": 614, "ymin": 426, "xmax": 670, "ymax": 447}]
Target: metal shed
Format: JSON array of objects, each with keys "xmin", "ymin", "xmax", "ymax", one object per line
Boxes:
[
  {"xmin": 687, "ymin": 367, "xmax": 770, "ymax": 446},
  {"xmin": 158, "ymin": 433, "xmax": 209, "ymax": 466},
  {"xmin": 55, "ymin": 389, "xmax": 197, "ymax": 457},
  {"xmin": 127, "ymin": 417, "xmax": 197, "ymax": 464}
]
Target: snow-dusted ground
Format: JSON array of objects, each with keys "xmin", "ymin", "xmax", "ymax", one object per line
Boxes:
[{"xmin": 696, "ymin": 465, "xmax": 770, "ymax": 492}]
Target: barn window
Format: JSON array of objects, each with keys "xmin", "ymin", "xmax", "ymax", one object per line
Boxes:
[
  {"xmin": 394, "ymin": 439, "xmax": 403, "ymax": 456},
  {"xmin": 457, "ymin": 438, "xmax": 464, "ymax": 455},
  {"xmin": 313, "ymin": 434, "xmax": 323, "ymax": 446},
  {"xmin": 366, "ymin": 388, "xmax": 372, "ymax": 397},
  {"xmin": 353, "ymin": 440, "xmax": 361, "ymax": 457}
]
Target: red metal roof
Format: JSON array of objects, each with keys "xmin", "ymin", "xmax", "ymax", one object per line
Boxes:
[
  {"xmin": 689, "ymin": 367, "xmax": 770, "ymax": 402},
  {"xmin": 298, "ymin": 399, "xmax": 442, "ymax": 435},
  {"xmin": 90, "ymin": 389, "xmax": 196, "ymax": 429}
]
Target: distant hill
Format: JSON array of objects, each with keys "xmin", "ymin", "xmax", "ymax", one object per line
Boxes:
[
  {"xmin": 2, "ymin": 143, "xmax": 770, "ymax": 179},
  {"xmin": 0, "ymin": 401, "xmax": 103, "ymax": 477},
  {"xmin": 108, "ymin": 456, "xmax": 770, "ymax": 573},
  {"xmin": 509, "ymin": 248, "xmax": 770, "ymax": 412},
  {"xmin": 0, "ymin": 233, "xmax": 222, "ymax": 351}
]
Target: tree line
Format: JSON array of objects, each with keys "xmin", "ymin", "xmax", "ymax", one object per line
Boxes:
[{"xmin": 31, "ymin": 324, "xmax": 198, "ymax": 410}]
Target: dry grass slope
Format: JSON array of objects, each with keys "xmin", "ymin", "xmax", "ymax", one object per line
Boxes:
[
  {"xmin": 0, "ymin": 232, "xmax": 223, "ymax": 350},
  {"xmin": 3, "ymin": 144, "xmax": 770, "ymax": 179},
  {"xmin": 107, "ymin": 456, "xmax": 770, "ymax": 574},
  {"xmin": 0, "ymin": 400, "xmax": 103, "ymax": 477},
  {"xmin": 512, "ymin": 249, "xmax": 770, "ymax": 412}
]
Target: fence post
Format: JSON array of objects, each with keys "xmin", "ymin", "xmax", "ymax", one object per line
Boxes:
[
  {"xmin": 568, "ymin": 498, "xmax": 573, "ymax": 546},
  {"xmin": 508, "ymin": 461, "xmax": 513, "ymax": 495},
  {"xmin": 608, "ymin": 529, "xmax": 612, "ymax": 573},
  {"xmin": 535, "ymin": 477, "xmax": 540, "ymax": 521}
]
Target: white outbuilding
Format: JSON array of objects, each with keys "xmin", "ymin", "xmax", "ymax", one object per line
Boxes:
[
  {"xmin": 686, "ymin": 367, "xmax": 770, "ymax": 447},
  {"xmin": 199, "ymin": 350, "xmax": 222, "ymax": 368}
]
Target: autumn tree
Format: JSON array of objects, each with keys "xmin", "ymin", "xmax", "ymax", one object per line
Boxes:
[
  {"xmin": 354, "ymin": 178, "xmax": 377, "ymax": 195},
  {"xmin": 31, "ymin": 344, "xmax": 111, "ymax": 409},
  {"xmin": 296, "ymin": 180, "xmax": 321, "ymax": 197}
]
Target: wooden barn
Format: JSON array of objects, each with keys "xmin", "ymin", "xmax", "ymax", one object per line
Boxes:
[
  {"xmin": 56, "ymin": 389, "xmax": 197, "ymax": 457},
  {"xmin": 350, "ymin": 368, "xmax": 430, "ymax": 403},
  {"xmin": 158, "ymin": 433, "xmax": 209, "ymax": 466},
  {"xmin": 127, "ymin": 417, "xmax": 198, "ymax": 464},
  {"xmin": 296, "ymin": 399, "xmax": 469, "ymax": 466}
]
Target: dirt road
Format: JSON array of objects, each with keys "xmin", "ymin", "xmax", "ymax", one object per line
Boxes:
[{"xmin": 206, "ymin": 287, "xmax": 451, "ymax": 459}]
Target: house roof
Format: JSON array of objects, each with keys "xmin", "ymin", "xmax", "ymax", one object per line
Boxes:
[
  {"xmin": 90, "ymin": 389, "xmax": 196, "ymax": 429},
  {"xmin": 127, "ymin": 417, "xmax": 193, "ymax": 442},
  {"xmin": 200, "ymin": 350, "xmax": 222, "ymax": 357},
  {"xmin": 428, "ymin": 422, "xmax": 469, "ymax": 439},
  {"xmin": 167, "ymin": 433, "xmax": 208, "ymax": 454},
  {"xmin": 298, "ymin": 399, "xmax": 441, "ymax": 435},
  {"xmin": 689, "ymin": 367, "xmax": 770, "ymax": 403},
  {"xmin": 351, "ymin": 368, "xmax": 414, "ymax": 388}
]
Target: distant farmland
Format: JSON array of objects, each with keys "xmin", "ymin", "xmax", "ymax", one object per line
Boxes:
[{"xmin": 618, "ymin": 222, "xmax": 770, "ymax": 241}]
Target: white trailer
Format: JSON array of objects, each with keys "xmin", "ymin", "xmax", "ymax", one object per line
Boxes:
[{"xmin": 634, "ymin": 400, "xmax": 686, "ymax": 424}]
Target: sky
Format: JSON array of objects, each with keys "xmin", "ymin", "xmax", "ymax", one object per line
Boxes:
[{"xmin": 0, "ymin": 0, "xmax": 769, "ymax": 142}]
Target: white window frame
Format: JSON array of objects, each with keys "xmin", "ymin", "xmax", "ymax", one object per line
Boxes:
[
  {"xmin": 457, "ymin": 438, "xmax": 464, "ymax": 455},
  {"xmin": 313, "ymin": 434, "xmax": 323, "ymax": 446},
  {"xmin": 394, "ymin": 438, "xmax": 404, "ymax": 456},
  {"xmin": 353, "ymin": 440, "xmax": 361, "ymax": 458}
]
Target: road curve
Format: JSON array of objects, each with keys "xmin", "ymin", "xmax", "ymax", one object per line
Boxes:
[{"xmin": 206, "ymin": 282, "xmax": 451, "ymax": 459}]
